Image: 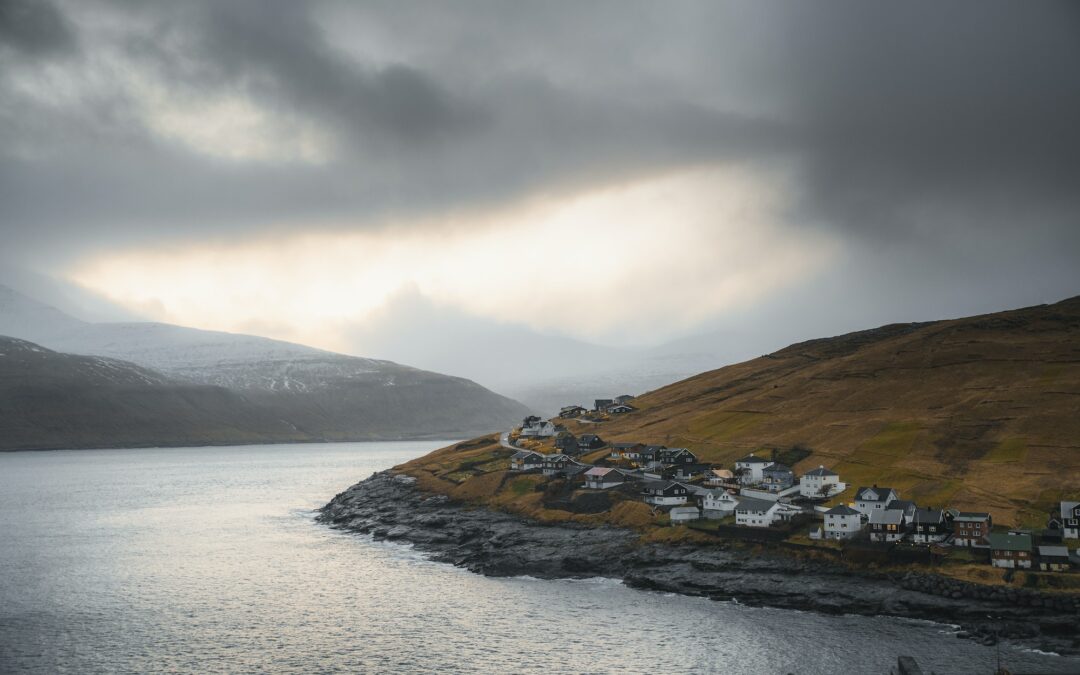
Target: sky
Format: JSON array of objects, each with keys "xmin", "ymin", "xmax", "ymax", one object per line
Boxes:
[{"xmin": 1, "ymin": 0, "xmax": 1079, "ymax": 398}]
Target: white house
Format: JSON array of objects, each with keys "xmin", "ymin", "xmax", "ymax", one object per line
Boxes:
[
  {"xmin": 735, "ymin": 497, "xmax": 781, "ymax": 528},
  {"xmin": 1059, "ymin": 501, "xmax": 1080, "ymax": 539},
  {"xmin": 852, "ymin": 486, "xmax": 899, "ymax": 516},
  {"xmin": 799, "ymin": 466, "xmax": 846, "ymax": 499},
  {"xmin": 824, "ymin": 505, "xmax": 864, "ymax": 540},
  {"xmin": 700, "ymin": 489, "xmax": 739, "ymax": 515},
  {"xmin": 670, "ymin": 506, "xmax": 702, "ymax": 523},
  {"xmin": 520, "ymin": 420, "xmax": 558, "ymax": 438},
  {"xmin": 584, "ymin": 467, "xmax": 625, "ymax": 490},
  {"xmin": 734, "ymin": 453, "xmax": 774, "ymax": 485}
]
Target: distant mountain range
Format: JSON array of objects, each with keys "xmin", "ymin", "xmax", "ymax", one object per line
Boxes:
[{"xmin": 0, "ymin": 285, "xmax": 530, "ymax": 450}]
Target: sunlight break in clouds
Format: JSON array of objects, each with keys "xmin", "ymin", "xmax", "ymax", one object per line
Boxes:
[{"xmin": 69, "ymin": 166, "xmax": 839, "ymax": 351}]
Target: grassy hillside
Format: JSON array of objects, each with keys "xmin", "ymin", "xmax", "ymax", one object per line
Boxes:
[{"xmin": 400, "ymin": 296, "xmax": 1080, "ymax": 529}]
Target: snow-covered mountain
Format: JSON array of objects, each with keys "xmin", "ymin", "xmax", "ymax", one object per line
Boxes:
[{"xmin": 0, "ymin": 285, "xmax": 531, "ymax": 445}]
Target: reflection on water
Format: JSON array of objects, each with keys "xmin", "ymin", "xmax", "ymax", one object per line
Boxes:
[{"xmin": 1, "ymin": 442, "xmax": 1076, "ymax": 674}]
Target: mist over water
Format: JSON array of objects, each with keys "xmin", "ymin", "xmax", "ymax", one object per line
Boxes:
[{"xmin": 0, "ymin": 442, "xmax": 1075, "ymax": 674}]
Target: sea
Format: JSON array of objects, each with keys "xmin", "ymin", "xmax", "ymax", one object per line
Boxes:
[{"xmin": 1, "ymin": 441, "xmax": 1077, "ymax": 674}]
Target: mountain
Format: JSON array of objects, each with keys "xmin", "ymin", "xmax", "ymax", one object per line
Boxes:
[
  {"xmin": 0, "ymin": 285, "xmax": 530, "ymax": 447},
  {"xmin": 0, "ymin": 336, "xmax": 312, "ymax": 450},
  {"xmin": 403, "ymin": 296, "xmax": 1080, "ymax": 528}
]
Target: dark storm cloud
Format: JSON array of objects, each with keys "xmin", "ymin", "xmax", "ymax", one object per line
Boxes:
[
  {"xmin": 0, "ymin": 0, "xmax": 76, "ymax": 56},
  {"xmin": 0, "ymin": 0, "xmax": 1077, "ymax": 285}
]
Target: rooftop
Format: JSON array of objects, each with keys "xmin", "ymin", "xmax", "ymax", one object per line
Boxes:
[{"xmin": 988, "ymin": 532, "xmax": 1033, "ymax": 552}]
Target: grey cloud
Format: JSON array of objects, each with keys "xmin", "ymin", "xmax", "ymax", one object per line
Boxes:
[
  {"xmin": 0, "ymin": 0, "xmax": 76, "ymax": 56},
  {"xmin": 0, "ymin": 0, "xmax": 1076, "ymax": 331}
]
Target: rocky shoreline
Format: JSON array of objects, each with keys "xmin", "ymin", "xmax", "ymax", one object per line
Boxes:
[{"xmin": 319, "ymin": 471, "xmax": 1080, "ymax": 655}]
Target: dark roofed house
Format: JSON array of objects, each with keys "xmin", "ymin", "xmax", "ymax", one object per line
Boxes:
[
  {"xmin": 734, "ymin": 453, "xmax": 774, "ymax": 485},
  {"xmin": 824, "ymin": 505, "xmax": 864, "ymax": 540},
  {"xmin": 614, "ymin": 395, "xmax": 634, "ymax": 404},
  {"xmin": 869, "ymin": 508, "xmax": 907, "ymax": 542},
  {"xmin": 558, "ymin": 405, "xmax": 587, "ymax": 418},
  {"xmin": 952, "ymin": 512, "xmax": 992, "ymax": 547},
  {"xmin": 989, "ymin": 532, "xmax": 1034, "ymax": 569},
  {"xmin": 1038, "ymin": 545, "xmax": 1072, "ymax": 572},
  {"xmin": 886, "ymin": 499, "xmax": 918, "ymax": 519},
  {"xmin": 510, "ymin": 450, "xmax": 545, "ymax": 471},
  {"xmin": 853, "ymin": 486, "xmax": 899, "ymax": 515},
  {"xmin": 554, "ymin": 434, "xmax": 580, "ymax": 455},
  {"xmin": 594, "ymin": 398, "xmax": 614, "ymax": 412},
  {"xmin": 660, "ymin": 448, "xmax": 698, "ymax": 465},
  {"xmin": 642, "ymin": 480, "xmax": 692, "ymax": 506},
  {"xmin": 673, "ymin": 463, "xmax": 711, "ymax": 481},
  {"xmin": 639, "ymin": 445, "xmax": 667, "ymax": 467},
  {"xmin": 761, "ymin": 463, "xmax": 795, "ymax": 493},
  {"xmin": 910, "ymin": 507, "xmax": 950, "ymax": 543},
  {"xmin": 610, "ymin": 442, "xmax": 644, "ymax": 460},
  {"xmin": 606, "ymin": 403, "xmax": 636, "ymax": 414},
  {"xmin": 578, "ymin": 434, "xmax": 606, "ymax": 450}
]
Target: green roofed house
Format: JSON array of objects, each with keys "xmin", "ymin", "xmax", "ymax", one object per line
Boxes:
[{"xmin": 988, "ymin": 532, "xmax": 1034, "ymax": 569}]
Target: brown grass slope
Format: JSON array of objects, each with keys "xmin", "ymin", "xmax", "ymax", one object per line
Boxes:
[
  {"xmin": 598, "ymin": 296, "xmax": 1080, "ymax": 527},
  {"xmin": 402, "ymin": 297, "xmax": 1080, "ymax": 529}
]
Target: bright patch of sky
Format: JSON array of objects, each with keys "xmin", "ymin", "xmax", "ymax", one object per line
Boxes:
[{"xmin": 69, "ymin": 165, "xmax": 839, "ymax": 351}]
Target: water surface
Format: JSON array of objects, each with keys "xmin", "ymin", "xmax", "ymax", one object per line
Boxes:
[{"xmin": 1, "ymin": 442, "xmax": 1076, "ymax": 674}]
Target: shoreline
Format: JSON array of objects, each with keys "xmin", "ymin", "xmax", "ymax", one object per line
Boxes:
[
  {"xmin": 319, "ymin": 471, "xmax": 1080, "ymax": 657},
  {"xmin": 0, "ymin": 435, "xmax": 467, "ymax": 453}
]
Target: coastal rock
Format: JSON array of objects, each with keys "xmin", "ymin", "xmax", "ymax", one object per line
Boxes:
[{"xmin": 318, "ymin": 471, "xmax": 1080, "ymax": 656}]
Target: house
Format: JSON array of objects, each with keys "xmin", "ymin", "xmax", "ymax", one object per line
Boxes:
[
  {"xmin": 1038, "ymin": 545, "xmax": 1072, "ymax": 572},
  {"xmin": 610, "ymin": 442, "xmax": 644, "ymax": 460},
  {"xmin": 1056, "ymin": 501, "xmax": 1080, "ymax": 539},
  {"xmin": 638, "ymin": 446, "xmax": 667, "ymax": 468},
  {"xmin": 669, "ymin": 506, "xmax": 702, "ymax": 523},
  {"xmin": 989, "ymin": 532, "xmax": 1034, "ymax": 569},
  {"xmin": 578, "ymin": 434, "xmax": 606, "ymax": 451},
  {"xmin": 799, "ymin": 466, "xmax": 845, "ymax": 499},
  {"xmin": 521, "ymin": 420, "xmax": 559, "ymax": 438},
  {"xmin": 673, "ymin": 463, "xmax": 711, "ymax": 481},
  {"xmin": 761, "ymin": 463, "xmax": 795, "ymax": 493},
  {"xmin": 700, "ymin": 489, "xmax": 739, "ymax": 515},
  {"xmin": 558, "ymin": 405, "xmax": 587, "ymax": 418},
  {"xmin": 562, "ymin": 462, "xmax": 591, "ymax": 481},
  {"xmin": 853, "ymin": 486, "xmax": 899, "ymax": 516},
  {"xmin": 704, "ymin": 468, "xmax": 736, "ymax": 487},
  {"xmin": 554, "ymin": 434, "xmax": 580, "ymax": 455},
  {"xmin": 824, "ymin": 505, "xmax": 864, "ymax": 539},
  {"xmin": 642, "ymin": 480, "xmax": 692, "ymax": 506},
  {"xmin": 614, "ymin": 394, "xmax": 634, "ymax": 404},
  {"xmin": 909, "ymin": 507, "xmax": 951, "ymax": 544},
  {"xmin": 868, "ymin": 508, "xmax": 907, "ymax": 542},
  {"xmin": 606, "ymin": 403, "xmax": 636, "ymax": 414},
  {"xmin": 886, "ymin": 499, "xmax": 919, "ymax": 519},
  {"xmin": 542, "ymin": 454, "xmax": 572, "ymax": 476},
  {"xmin": 510, "ymin": 450, "xmax": 545, "ymax": 471},
  {"xmin": 594, "ymin": 398, "xmax": 614, "ymax": 412},
  {"xmin": 735, "ymin": 497, "xmax": 781, "ymax": 528},
  {"xmin": 660, "ymin": 448, "xmax": 699, "ymax": 465},
  {"xmin": 734, "ymin": 453, "xmax": 774, "ymax": 485},
  {"xmin": 952, "ymin": 512, "xmax": 992, "ymax": 547},
  {"xmin": 584, "ymin": 467, "xmax": 627, "ymax": 490}
]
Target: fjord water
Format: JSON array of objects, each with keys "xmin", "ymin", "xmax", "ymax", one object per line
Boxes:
[{"xmin": 0, "ymin": 443, "xmax": 1075, "ymax": 675}]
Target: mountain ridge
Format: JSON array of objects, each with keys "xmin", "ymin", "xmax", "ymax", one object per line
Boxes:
[{"xmin": 0, "ymin": 285, "xmax": 531, "ymax": 448}]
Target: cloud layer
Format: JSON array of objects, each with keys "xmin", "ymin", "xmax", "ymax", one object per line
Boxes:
[{"xmin": 1, "ymin": 0, "xmax": 1077, "ymax": 362}]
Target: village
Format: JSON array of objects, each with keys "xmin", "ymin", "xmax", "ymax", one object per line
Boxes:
[{"xmin": 507, "ymin": 397, "xmax": 1080, "ymax": 576}]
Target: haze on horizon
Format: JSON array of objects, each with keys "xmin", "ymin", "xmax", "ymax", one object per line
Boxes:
[{"xmin": 1, "ymin": 0, "xmax": 1078, "ymax": 401}]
